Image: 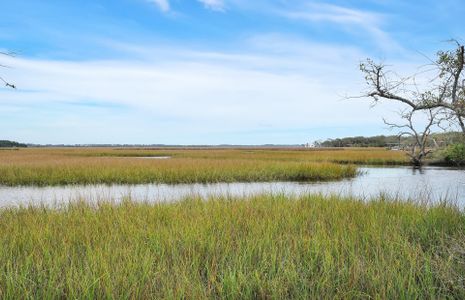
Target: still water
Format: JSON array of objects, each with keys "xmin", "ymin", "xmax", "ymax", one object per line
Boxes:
[{"xmin": 0, "ymin": 166, "xmax": 464, "ymax": 208}]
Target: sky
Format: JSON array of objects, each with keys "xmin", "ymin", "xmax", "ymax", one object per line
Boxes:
[{"xmin": 0, "ymin": 0, "xmax": 464, "ymax": 145}]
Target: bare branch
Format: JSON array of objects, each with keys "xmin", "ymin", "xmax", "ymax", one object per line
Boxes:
[
  {"xmin": 0, "ymin": 76, "xmax": 16, "ymax": 89},
  {"xmin": 0, "ymin": 51, "xmax": 16, "ymax": 89}
]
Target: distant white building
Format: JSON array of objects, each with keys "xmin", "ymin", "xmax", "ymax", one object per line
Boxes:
[{"xmin": 304, "ymin": 142, "xmax": 316, "ymax": 148}]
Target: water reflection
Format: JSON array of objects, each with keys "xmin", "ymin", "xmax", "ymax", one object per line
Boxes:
[
  {"xmin": 0, "ymin": 166, "xmax": 463, "ymax": 208},
  {"xmin": 410, "ymin": 167, "xmax": 425, "ymax": 175}
]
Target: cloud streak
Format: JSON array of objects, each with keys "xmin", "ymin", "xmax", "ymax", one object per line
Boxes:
[
  {"xmin": 148, "ymin": 0, "xmax": 225, "ymax": 12},
  {"xmin": 148, "ymin": 0, "xmax": 170, "ymax": 12},
  {"xmin": 285, "ymin": 3, "xmax": 380, "ymax": 25},
  {"xmin": 198, "ymin": 0, "xmax": 225, "ymax": 11},
  {"xmin": 280, "ymin": 2, "xmax": 403, "ymax": 53}
]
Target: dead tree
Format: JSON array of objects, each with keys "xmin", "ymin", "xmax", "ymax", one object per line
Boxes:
[
  {"xmin": 384, "ymin": 108, "xmax": 445, "ymax": 166},
  {"xmin": 360, "ymin": 41, "xmax": 465, "ymax": 134}
]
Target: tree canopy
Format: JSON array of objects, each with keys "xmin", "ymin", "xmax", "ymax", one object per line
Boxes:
[{"xmin": 0, "ymin": 140, "xmax": 27, "ymax": 148}]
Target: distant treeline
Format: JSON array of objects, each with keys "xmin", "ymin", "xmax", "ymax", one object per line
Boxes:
[
  {"xmin": 316, "ymin": 132, "xmax": 464, "ymax": 148},
  {"xmin": 316, "ymin": 135, "xmax": 398, "ymax": 148},
  {"xmin": 0, "ymin": 140, "xmax": 28, "ymax": 148}
]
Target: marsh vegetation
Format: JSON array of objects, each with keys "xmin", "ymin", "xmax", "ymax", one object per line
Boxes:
[
  {"xmin": 1, "ymin": 195, "xmax": 464, "ymax": 298},
  {"xmin": 0, "ymin": 147, "xmax": 464, "ymax": 298},
  {"xmin": 0, "ymin": 147, "xmax": 409, "ymax": 186}
]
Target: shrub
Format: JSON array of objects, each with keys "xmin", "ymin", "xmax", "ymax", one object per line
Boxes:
[{"xmin": 444, "ymin": 143, "xmax": 465, "ymax": 166}]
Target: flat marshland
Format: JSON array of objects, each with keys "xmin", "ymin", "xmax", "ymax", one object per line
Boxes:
[
  {"xmin": 0, "ymin": 147, "xmax": 406, "ymax": 186},
  {"xmin": 1, "ymin": 195, "xmax": 464, "ymax": 298},
  {"xmin": 2, "ymin": 147, "xmax": 462, "ymax": 298}
]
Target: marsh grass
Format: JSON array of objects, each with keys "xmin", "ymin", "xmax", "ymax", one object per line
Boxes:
[
  {"xmin": 0, "ymin": 148, "xmax": 406, "ymax": 186},
  {"xmin": 0, "ymin": 194, "xmax": 464, "ymax": 298},
  {"xmin": 0, "ymin": 158, "xmax": 356, "ymax": 186}
]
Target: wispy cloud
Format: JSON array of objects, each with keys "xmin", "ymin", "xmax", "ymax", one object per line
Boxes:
[
  {"xmin": 285, "ymin": 3, "xmax": 380, "ymax": 25},
  {"xmin": 148, "ymin": 0, "xmax": 170, "ymax": 12},
  {"xmin": 0, "ymin": 38, "xmax": 393, "ymax": 144},
  {"xmin": 281, "ymin": 2, "xmax": 403, "ymax": 52},
  {"xmin": 198, "ymin": 0, "xmax": 225, "ymax": 11}
]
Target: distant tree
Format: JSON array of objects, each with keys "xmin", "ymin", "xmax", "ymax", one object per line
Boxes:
[
  {"xmin": 0, "ymin": 140, "xmax": 27, "ymax": 147},
  {"xmin": 0, "ymin": 51, "xmax": 16, "ymax": 89},
  {"xmin": 383, "ymin": 108, "xmax": 446, "ymax": 165},
  {"xmin": 318, "ymin": 135, "xmax": 398, "ymax": 148}
]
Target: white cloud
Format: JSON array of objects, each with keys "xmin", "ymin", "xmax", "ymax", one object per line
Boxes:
[
  {"xmin": 198, "ymin": 0, "xmax": 225, "ymax": 11},
  {"xmin": 148, "ymin": 0, "xmax": 170, "ymax": 12},
  {"xmin": 0, "ymin": 37, "xmax": 418, "ymax": 144}
]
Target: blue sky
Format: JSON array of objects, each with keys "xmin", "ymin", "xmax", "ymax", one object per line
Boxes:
[{"xmin": 0, "ymin": 0, "xmax": 464, "ymax": 144}]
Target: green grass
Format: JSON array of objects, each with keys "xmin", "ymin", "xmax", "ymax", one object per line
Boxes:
[
  {"xmin": 0, "ymin": 160, "xmax": 356, "ymax": 186},
  {"xmin": 1, "ymin": 194, "xmax": 464, "ymax": 298}
]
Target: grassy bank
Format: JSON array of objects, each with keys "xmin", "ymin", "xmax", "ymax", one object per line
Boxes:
[
  {"xmin": 0, "ymin": 159, "xmax": 356, "ymax": 186},
  {"xmin": 0, "ymin": 195, "xmax": 464, "ymax": 298},
  {"xmin": 0, "ymin": 147, "xmax": 407, "ymax": 186}
]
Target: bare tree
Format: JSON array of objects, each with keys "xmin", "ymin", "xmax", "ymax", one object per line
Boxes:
[
  {"xmin": 384, "ymin": 108, "xmax": 445, "ymax": 166},
  {"xmin": 360, "ymin": 41, "xmax": 465, "ymax": 134},
  {"xmin": 0, "ymin": 51, "xmax": 16, "ymax": 89}
]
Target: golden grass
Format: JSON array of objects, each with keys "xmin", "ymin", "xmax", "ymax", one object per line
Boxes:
[
  {"xmin": 0, "ymin": 194, "xmax": 463, "ymax": 298},
  {"xmin": 0, "ymin": 147, "xmax": 406, "ymax": 186}
]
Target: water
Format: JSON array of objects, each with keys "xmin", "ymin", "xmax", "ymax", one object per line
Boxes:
[
  {"xmin": 0, "ymin": 166, "xmax": 464, "ymax": 208},
  {"xmin": 130, "ymin": 156, "xmax": 171, "ymax": 159}
]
